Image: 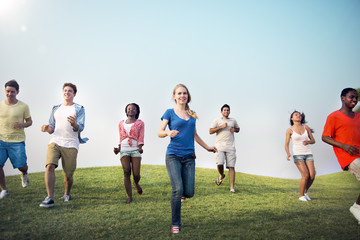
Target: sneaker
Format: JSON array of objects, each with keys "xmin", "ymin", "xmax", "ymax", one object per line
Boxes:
[
  {"xmin": 0, "ymin": 190, "xmax": 9, "ymax": 199},
  {"xmin": 304, "ymin": 193, "xmax": 311, "ymax": 201},
  {"xmin": 60, "ymin": 194, "xmax": 71, "ymax": 203},
  {"xmin": 349, "ymin": 203, "xmax": 360, "ymax": 224},
  {"xmin": 230, "ymin": 189, "xmax": 237, "ymax": 194},
  {"xmin": 181, "ymin": 196, "xmax": 186, "ymax": 202},
  {"xmin": 299, "ymin": 196, "xmax": 308, "ymax": 201},
  {"xmin": 171, "ymin": 226, "xmax": 180, "ymax": 234},
  {"xmin": 21, "ymin": 173, "xmax": 29, "ymax": 188},
  {"xmin": 40, "ymin": 197, "xmax": 54, "ymax": 208}
]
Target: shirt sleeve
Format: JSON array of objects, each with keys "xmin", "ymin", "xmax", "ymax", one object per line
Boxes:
[
  {"xmin": 24, "ymin": 104, "xmax": 31, "ymax": 119},
  {"xmin": 137, "ymin": 121, "xmax": 145, "ymax": 145},
  {"xmin": 161, "ymin": 109, "xmax": 172, "ymax": 121},
  {"xmin": 48, "ymin": 106, "xmax": 56, "ymax": 132},
  {"xmin": 210, "ymin": 119, "xmax": 218, "ymax": 128},
  {"xmin": 76, "ymin": 106, "xmax": 85, "ymax": 132},
  {"xmin": 233, "ymin": 120, "xmax": 240, "ymax": 129},
  {"xmin": 322, "ymin": 114, "xmax": 334, "ymax": 137}
]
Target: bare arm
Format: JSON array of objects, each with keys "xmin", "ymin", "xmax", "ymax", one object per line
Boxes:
[
  {"xmin": 303, "ymin": 125, "xmax": 315, "ymax": 145},
  {"xmin": 230, "ymin": 127, "xmax": 240, "ymax": 133},
  {"xmin": 158, "ymin": 119, "xmax": 179, "ymax": 138},
  {"xmin": 41, "ymin": 124, "xmax": 53, "ymax": 134},
  {"xmin": 209, "ymin": 123, "xmax": 227, "ymax": 134},
  {"xmin": 67, "ymin": 115, "xmax": 79, "ymax": 131},
  {"xmin": 13, "ymin": 117, "xmax": 33, "ymax": 130},
  {"xmin": 322, "ymin": 135, "xmax": 360, "ymax": 156},
  {"xmin": 195, "ymin": 128, "xmax": 217, "ymax": 152},
  {"xmin": 285, "ymin": 128, "xmax": 292, "ymax": 161}
]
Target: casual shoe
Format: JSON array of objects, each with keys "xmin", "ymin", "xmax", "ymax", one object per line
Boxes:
[
  {"xmin": 299, "ymin": 196, "xmax": 308, "ymax": 201},
  {"xmin": 304, "ymin": 193, "xmax": 311, "ymax": 201},
  {"xmin": 181, "ymin": 196, "xmax": 186, "ymax": 202},
  {"xmin": 40, "ymin": 197, "xmax": 54, "ymax": 208},
  {"xmin": 60, "ymin": 194, "xmax": 71, "ymax": 203},
  {"xmin": 230, "ymin": 189, "xmax": 237, "ymax": 194},
  {"xmin": 0, "ymin": 190, "xmax": 9, "ymax": 199},
  {"xmin": 21, "ymin": 173, "xmax": 29, "ymax": 188},
  {"xmin": 349, "ymin": 203, "xmax": 360, "ymax": 224},
  {"xmin": 171, "ymin": 226, "xmax": 180, "ymax": 234}
]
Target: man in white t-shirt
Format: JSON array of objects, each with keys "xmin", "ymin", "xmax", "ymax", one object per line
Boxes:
[
  {"xmin": 210, "ymin": 104, "xmax": 240, "ymax": 193},
  {"xmin": 39, "ymin": 83, "xmax": 88, "ymax": 208}
]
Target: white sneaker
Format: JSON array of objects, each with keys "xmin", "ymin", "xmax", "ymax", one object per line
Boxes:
[
  {"xmin": 349, "ymin": 203, "xmax": 360, "ymax": 224},
  {"xmin": 304, "ymin": 193, "xmax": 311, "ymax": 201},
  {"xmin": 0, "ymin": 190, "xmax": 9, "ymax": 199},
  {"xmin": 21, "ymin": 173, "xmax": 29, "ymax": 188},
  {"xmin": 299, "ymin": 196, "xmax": 308, "ymax": 201},
  {"xmin": 60, "ymin": 194, "xmax": 71, "ymax": 203}
]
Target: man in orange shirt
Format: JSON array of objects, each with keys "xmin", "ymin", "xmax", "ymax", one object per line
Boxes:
[{"xmin": 322, "ymin": 88, "xmax": 360, "ymax": 224}]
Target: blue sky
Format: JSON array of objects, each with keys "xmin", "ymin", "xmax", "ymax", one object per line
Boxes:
[{"xmin": 1, "ymin": 0, "xmax": 359, "ymax": 178}]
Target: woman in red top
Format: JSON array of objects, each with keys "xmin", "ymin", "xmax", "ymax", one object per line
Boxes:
[{"xmin": 114, "ymin": 103, "xmax": 144, "ymax": 204}]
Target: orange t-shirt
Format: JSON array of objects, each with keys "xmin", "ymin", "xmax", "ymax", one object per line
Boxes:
[{"xmin": 322, "ymin": 110, "xmax": 360, "ymax": 170}]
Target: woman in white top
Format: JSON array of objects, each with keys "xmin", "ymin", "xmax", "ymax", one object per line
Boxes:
[
  {"xmin": 114, "ymin": 103, "xmax": 144, "ymax": 204},
  {"xmin": 285, "ymin": 111, "xmax": 316, "ymax": 201}
]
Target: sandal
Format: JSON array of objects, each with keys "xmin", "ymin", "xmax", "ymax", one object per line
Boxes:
[
  {"xmin": 215, "ymin": 174, "xmax": 225, "ymax": 186},
  {"xmin": 230, "ymin": 189, "xmax": 237, "ymax": 194}
]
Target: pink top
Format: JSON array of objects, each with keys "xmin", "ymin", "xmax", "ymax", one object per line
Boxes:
[{"xmin": 118, "ymin": 119, "xmax": 145, "ymax": 147}]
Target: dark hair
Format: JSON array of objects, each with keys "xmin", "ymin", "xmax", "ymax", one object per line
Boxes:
[
  {"xmin": 5, "ymin": 80, "xmax": 19, "ymax": 91},
  {"xmin": 289, "ymin": 111, "xmax": 307, "ymax": 126},
  {"xmin": 221, "ymin": 104, "xmax": 230, "ymax": 111},
  {"xmin": 341, "ymin": 88, "xmax": 357, "ymax": 97},
  {"xmin": 289, "ymin": 110, "xmax": 314, "ymax": 132},
  {"xmin": 63, "ymin": 83, "xmax": 77, "ymax": 94},
  {"xmin": 125, "ymin": 103, "xmax": 140, "ymax": 119}
]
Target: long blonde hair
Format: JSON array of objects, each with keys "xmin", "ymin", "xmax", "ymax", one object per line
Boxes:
[{"xmin": 173, "ymin": 84, "xmax": 198, "ymax": 119}]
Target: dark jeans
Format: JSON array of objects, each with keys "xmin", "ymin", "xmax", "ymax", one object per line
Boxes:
[{"xmin": 165, "ymin": 154, "xmax": 195, "ymax": 228}]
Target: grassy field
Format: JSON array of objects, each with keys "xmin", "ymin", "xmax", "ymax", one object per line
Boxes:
[{"xmin": 0, "ymin": 165, "xmax": 359, "ymax": 240}]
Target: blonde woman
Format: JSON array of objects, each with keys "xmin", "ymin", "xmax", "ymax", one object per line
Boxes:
[{"xmin": 158, "ymin": 84, "xmax": 217, "ymax": 233}]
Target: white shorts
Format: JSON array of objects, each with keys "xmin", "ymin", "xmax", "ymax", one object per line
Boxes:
[
  {"xmin": 214, "ymin": 150, "xmax": 236, "ymax": 168},
  {"xmin": 348, "ymin": 158, "xmax": 360, "ymax": 182}
]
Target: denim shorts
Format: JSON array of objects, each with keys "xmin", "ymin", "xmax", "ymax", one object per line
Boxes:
[
  {"xmin": 293, "ymin": 154, "xmax": 314, "ymax": 163},
  {"xmin": 120, "ymin": 150, "xmax": 142, "ymax": 159},
  {"xmin": 0, "ymin": 140, "xmax": 27, "ymax": 168}
]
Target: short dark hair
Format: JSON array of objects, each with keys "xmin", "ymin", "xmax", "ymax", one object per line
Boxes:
[
  {"xmin": 125, "ymin": 103, "xmax": 140, "ymax": 119},
  {"xmin": 5, "ymin": 80, "xmax": 19, "ymax": 91},
  {"xmin": 221, "ymin": 104, "xmax": 230, "ymax": 111},
  {"xmin": 63, "ymin": 83, "xmax": 77, "ymax": 94},
  {"xmin": 341, "ymin": 88, "xmax": 357, "ymax": 97}
]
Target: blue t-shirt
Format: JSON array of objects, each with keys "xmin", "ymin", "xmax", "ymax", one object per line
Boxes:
[{"xmin": 161, "ymin": 108, "xmax": 196, "ymax": 157}]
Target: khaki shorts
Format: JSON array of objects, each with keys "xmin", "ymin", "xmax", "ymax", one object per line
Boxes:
[
  {"xmin": 46, "ymin": 143, "xmax": 78, "ymax": 178},
  {"xmin": 214, "ymin": 150, "xmax": 236, "ymax": 168},
  {"xmin": 348, "ymin": 158, "xmax": 360, "ymax": 182}
]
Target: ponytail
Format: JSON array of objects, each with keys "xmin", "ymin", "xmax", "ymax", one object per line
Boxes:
[{"xmin": 185, "ymin": 103, "xmax": 198, "ymax": 119}]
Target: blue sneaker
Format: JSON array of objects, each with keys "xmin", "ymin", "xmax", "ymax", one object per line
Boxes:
[{"xmin": 40, "ymin": 197, "xmax": 54, "ymax": 208}]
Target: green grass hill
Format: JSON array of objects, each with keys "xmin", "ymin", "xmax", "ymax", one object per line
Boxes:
[{"xmin": 0, "ymin": 165, "xmax": 359, "ymax": 239}]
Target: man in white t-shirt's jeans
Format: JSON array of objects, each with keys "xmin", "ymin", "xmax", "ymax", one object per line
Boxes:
[
  {"xmin": 210, "ymin": 104, "xmax": 240, "ymax": 193},
  {"xmin": 39, "ymin": 83, "xmax": 88, "ymax": 208}
]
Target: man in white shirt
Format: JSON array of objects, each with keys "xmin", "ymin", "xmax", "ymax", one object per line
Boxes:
[
  {"xmin": 39, "ymin": 83, "xmax": 88, "ymax": 208},
  {"xmin": 210, "ymin": 104, "xmax": 240, "ymax": 193}
]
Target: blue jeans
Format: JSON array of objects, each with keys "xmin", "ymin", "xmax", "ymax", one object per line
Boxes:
[{"xmin": 166, "ymin": 154, "xmax": 195, "ymax": 228}]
